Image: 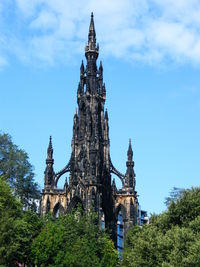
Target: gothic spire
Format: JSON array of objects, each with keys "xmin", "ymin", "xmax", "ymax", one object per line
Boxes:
[
  {"xmin": 44, "ymin": 136, "xmax": 55, "ymax": 188},
  {"xmin": 112, "ymin": 178, "xmax": 117, "ymax": 194},
  {"xmin": 47, "ymin": 136, "xmax": 53, "ymax": 161},
  {"xmin": 105, "ymin": 109, "xmax": 108, "ymax": 120},
  {"xmin": 88, "ymin": 12, "xmax": 96, "ymax": 49},
  {"xmin": 85, "ymin": 13, "xmax": 99, "ymax": 67},
  {"xmin": 80, "ymin": 60, "xmax": 84, "ymax": 77},
  {"xmin": 125, "ymin": 139, "xmax": 135, "ymax": 190},
  {"xmin": 99, "ymin": 61, "xmax": 103, "ymax": 79},
  {"xmin": 127, "ymin": 138, "xmax": 133, "ymax": 162}
]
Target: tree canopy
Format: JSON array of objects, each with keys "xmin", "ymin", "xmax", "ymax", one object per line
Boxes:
[
  {"xmin": 0, "ymin": 132, "xmax": 40, "ymax": 210},
  {"xmin": 31, "ymin": 210, "xmax": 119, "ymax": 267},
  {"xmin": 0, "ymin": 176, "xmax": 42, "ymax": 266},
  {"xmin": 122, "ymin": 187, "xmax": 200, "ymax": 267}
]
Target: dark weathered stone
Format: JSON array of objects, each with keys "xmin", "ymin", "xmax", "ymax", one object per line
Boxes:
[{"xmin": 41, "ymin": 13, "xmax": 139, "ymax": 245}]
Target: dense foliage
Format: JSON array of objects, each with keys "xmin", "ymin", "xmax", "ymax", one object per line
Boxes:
[
  {"xmin": 0, "ymin": 177, "xmax": 118, "ymax": 267},
  {"xmin": 0, "ymin": 132, "xmax": 40, "ymax": 210},
  {"xmin": 32, "ymin": 211, "xmax": 118, "ymax": 267},
  {"xmin": 122, "ymin": 187, "xmax": 200, "ymax": 267},
  {"xmin": 0, "ymin": 176, "xmax": 42, "ymax": 266}
]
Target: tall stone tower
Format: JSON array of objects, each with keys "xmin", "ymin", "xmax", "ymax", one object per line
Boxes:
[{"xmin": 41, "ymin": 13, "xmax": 139, "ymax": 246}]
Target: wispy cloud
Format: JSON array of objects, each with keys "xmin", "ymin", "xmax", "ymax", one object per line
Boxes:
[
  {"xmin": 0, "ymin": 0, "xmax": 200, "ymax": 67},
  {"xmin": 0, "ymin": 56, "xmax": 7, "ymax": 69}
]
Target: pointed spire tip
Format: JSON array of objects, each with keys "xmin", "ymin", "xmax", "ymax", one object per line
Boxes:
[
  {"xmin": 127, "ymin": 138, "xmax": 133, "ymax": 160},
  {"xmin": 49, "ymin": 136, "xmax": 52, "ymax": 146},
  {"xmin": 105, "ymin": 108, "xmax": 108, "ymax": 120}
]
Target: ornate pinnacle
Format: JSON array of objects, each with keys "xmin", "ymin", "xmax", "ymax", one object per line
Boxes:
[
  {"xmin": 125, "ymin": 138, "xmax": 135, "ymax": 189},
  {"xmin": 47, "ymin": 136, "xmax": 53, "ymax": 160},
  {"xmin": 44, "ymin": 136, "xmax": 55, "ymax": 188},
  {"xmin": 99, "ymin": 61, "xmax": 103, "ymax": 79},
  {"xmin": 85, "ymin": 13, "xmax": 99, "ymax": 55},
  {"xmin": 88, "ymin": 12, "xmax": 96, "ymax": 48},
  {"xmin": 105, "ymin": 109, "xmax": 108, "ymax": 120},
  {"xmin": 80, "ymin": 60, "xmax": 84, "ymax": 77},
  {"xmin": 127, "ymin": 138, "xmax": 133, "ymax": 161},
  {"xmin": 112, "ymin": 178, "xmax": 117, "ymax": 194}
]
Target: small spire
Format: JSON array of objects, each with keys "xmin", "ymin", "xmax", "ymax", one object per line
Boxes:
[
  {"xmin": 80, "ymin": 60, "xmax": 84, "ymax": 76},
  {"xmin": 105, "ymin": 109, "xmax": 108, "ymax": 120},
  {"xmin": 47, "ymin": 136, "xmax": 53, "ymax": 160},
  {"xmin": 88, "ymin": 12, "xmax": 96, "ymax": 47},
  {"xmin": 99, "ymin": 60, "xmax": 103, "ymax": 71},
  {"xmin": 99, "ymin": 61, "xmax": 103, "ymax": 78},
  {"xmin": 112, "ymin": 178, "xmax": 117, "ymax": 194},
  {"xmin": 85, "ymin": 12, "xmax": 99, "ymax": 55},
  {"xmin": 49, "ymin": 135, "xmax": 52, "ymax": 146},
  {"xmin": 127, "ymin": 138, "xmax": 133, "ymax": 161},
  {"xmin": 124, "ymin": 138, "xmax": 135, "ymax": 190},
  {"xmin": 44, "ymin": 136, "xmax": 55, "ymax": 188},
  {"xmin": 77, "ymin": 82, "xmax": 81, "ymax": 95}
]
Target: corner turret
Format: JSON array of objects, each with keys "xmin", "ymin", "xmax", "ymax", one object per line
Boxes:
[
  {"xmin": 44, "ymin": 136, "xmax": 55, "ymax": 188},
  {"xmin": 125, "ymin": 139, "xmax": 135, "ymax": 191}
]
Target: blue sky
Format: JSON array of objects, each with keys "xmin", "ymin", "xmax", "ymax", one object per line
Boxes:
[{"xmin": 0, "ymin": 0, "xmax": 200, "ymax": 214}]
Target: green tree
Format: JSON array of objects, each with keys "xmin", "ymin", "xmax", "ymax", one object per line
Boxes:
[
  {"xmin": 164, "ymin": 187, "xmax": 184, "ymax": 207},
  {"xmin": 32, "ymin": 210, "xmax": 119, "ymax": 267},
  {"xmin": 122, "ymin": 187, "xmax": 200, "ymax": 267},
  {"xmin": 0, "ymin": 132, "xmax": 40, "ymax": 210},
  {"xmin": 0, "ymin": 176, "xmax": 42, "ymax": 267}
]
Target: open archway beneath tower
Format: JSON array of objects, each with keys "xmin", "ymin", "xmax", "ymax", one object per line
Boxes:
[
  {"xmin": 115, "ymin": 204, "xmax": 126, "ymax": 255},
  {"xmin": 53, "ymin": 202, "xmax": 64, "ymax": 218},
  {"xmin": 66, "ymin": 196, "xmax": 84, "ymax": 213}
]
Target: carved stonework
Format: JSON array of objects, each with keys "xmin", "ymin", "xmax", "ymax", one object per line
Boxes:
[{"xmin": 41, "ymin": 13, "xmax": 139, "ymax": 245}]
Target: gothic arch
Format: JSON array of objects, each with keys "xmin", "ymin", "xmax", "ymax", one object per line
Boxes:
[
  {"xmin": 53, "ymin": 202, "xmax": 64, "ymax": 218},
  {"xmin": 115, "ymin": 204, "xmax": 126, "ymax": 221},
  {"xmin": 115, "ymin": 204, "xmax": 126, "ymax": 255},
  {"xmin": 67, "ymin": 196, "xmax": 84, "ymax": 213}
]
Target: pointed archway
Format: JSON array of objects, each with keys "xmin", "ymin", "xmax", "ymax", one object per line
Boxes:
[
  {"xmin": 53, "ymin": 202, "xmax": 64, "ymax": 218},
  {"xmin": 66, "ymin": 196, "xmax": 84, "ymax": 213}
]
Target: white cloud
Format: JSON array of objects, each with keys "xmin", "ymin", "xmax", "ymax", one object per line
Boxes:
[
  {"xmin": 0, "ymin": 56, "xmax": 7, "ymax": 69},
  {"xmin": 30, "ymin": 10, "xmax": 58, "ymax": 31},
  {"xmin": 0, "ymin": 0, "xmax": 200, "ymax": 67}
]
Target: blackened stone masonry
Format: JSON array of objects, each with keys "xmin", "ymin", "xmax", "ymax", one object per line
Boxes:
[{"xmin": 41, "ymin": 13, "xmax": 139, "ymax": 246}]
